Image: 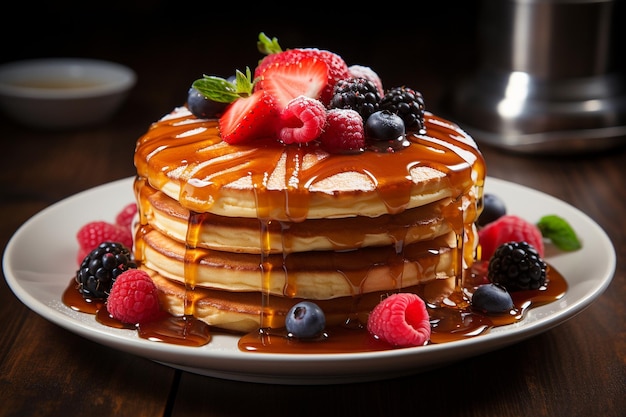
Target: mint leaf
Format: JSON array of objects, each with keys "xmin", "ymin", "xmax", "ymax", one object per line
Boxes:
[
  {"xmin": 192, "ymin": 76, "xmax": 239, "ymax": 103},
  {"xmin": 537, "ymin": 215, "xmax": 582, "ymax": 251},
  {"xmin": 192, "ymin": 67, "xmax": 255, "ymax": 104}
]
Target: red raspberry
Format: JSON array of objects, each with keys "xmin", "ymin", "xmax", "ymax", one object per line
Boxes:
[
  {"xmin": 278, "ymin": 96, "xmax": 327, "ymax": 144},
  {"xmin": 115, "ymin": 202, "xmax": 137, "ymax": 231},
  {"xmin": 106, "ymin": 269, "xmax": 161, "ymax": 324},
  {"xmin": 478, "ymin": 214, "xmax": 544, "ymax": 261},
  {"xmin": 76, "ymin": 246, "xmax": 91, "ymax": 266},
  {"xmin": 76, "ymin": 221, "xmax": 133, "ymax": 264},
  {"xmin": 367, "ymin": 293, "xmax": 431, "ymax": 347},
  {"xmin": 318, "ymin": 109, "xmax": 365, "ymax": 153}
]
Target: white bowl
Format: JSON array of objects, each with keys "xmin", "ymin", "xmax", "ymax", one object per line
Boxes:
[{"xmin": 0, "ymin": 58, "xmax": 136, "ymax": 129}]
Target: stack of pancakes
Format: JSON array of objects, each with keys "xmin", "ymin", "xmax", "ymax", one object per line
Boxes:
[{"xmin": 133, "ymin": 106, "xmax": 485, "ymax": 333}]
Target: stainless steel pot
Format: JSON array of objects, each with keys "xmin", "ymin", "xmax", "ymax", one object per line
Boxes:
[{"xmin": 444, "ymin": 0, "xmax": 626, "ymax": 154}]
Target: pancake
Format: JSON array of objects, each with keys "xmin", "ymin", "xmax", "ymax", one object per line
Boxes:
[
  {"xmin": 140, "ymin": 184, "xmax": 479, "ymax": 253},
  {"xmin": 148, "ymin": 269, "xmax": 456, "ymax": 333},
  {"xmin": 139, "ymin": 225, "xmax": 476, "ymax": 299},
  {"xmin": 134, "ymin": 108, "xmax": 483, "ymax": 220},
  {"xmin": 131, "ymin": 47, "xmax": 486, "ymax": 334}
]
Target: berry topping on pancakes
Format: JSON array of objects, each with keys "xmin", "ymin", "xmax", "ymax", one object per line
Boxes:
[
  {"xmin": 255, "ymin": 33, "xmax": 350, "ymax": 105},
  {"xmin": 255, "ymin": 57, "xmax": 329, "ymax": 107},
  {"xmin": 318, "ymin": 108, "xmax": 364, "ymax": 152},
  {"xmin": 189, "ymin": 32, "xmax": 427, "ymax": 153},
  {"xmin": 278, "ymin": 96, "xmax": 327, "ymax": 144},
  {"xmin": 218, "ymin": 90, "xmax": 280, "ymax": 144}
]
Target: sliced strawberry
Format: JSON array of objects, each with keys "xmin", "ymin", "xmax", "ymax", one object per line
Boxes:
[
  {"xmin": 218, "ymin": 90, "xmax": 279, "ymax": 144},
  {"xmin": 255, "ymin": 57, "xmax": 329, "ymax": 108},
  {"xmin": 255, "ymin": 49, "xmax": 349, "ymax": 105},
  {"xmin": 278, "ymin": 96, "xmax": 326, "ymax": 144}
]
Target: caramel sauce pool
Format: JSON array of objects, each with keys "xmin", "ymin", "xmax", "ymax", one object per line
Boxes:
[{"xmin": 63, "ymin": 264, "xmax": 567, "ymax": 352}]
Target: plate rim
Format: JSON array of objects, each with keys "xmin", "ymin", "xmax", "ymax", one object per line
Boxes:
[{"xmin": 2, "ymin": 176, "xmax": 616, "ymax": 384}]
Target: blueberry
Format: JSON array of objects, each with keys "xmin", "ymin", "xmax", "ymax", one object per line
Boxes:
[
  {"xmin": 186, "ymin": 87, "xmax": 228, "ymax": 119},
  {"xmin": 365, "ymin": 110, "xmax": 405, "ymax": 142},
  {"xmin": 471, "ymin": 283, "xmax": 514, "ymax": 314},
  {"xmin": 477, "ymin": 193, "xmax": 507, "ymax": 227},
  {"xmin": 285, "ymin": 301, "xmax": 326, "ymax": 338}
]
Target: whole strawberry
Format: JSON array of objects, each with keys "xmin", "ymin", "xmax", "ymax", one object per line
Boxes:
[{"xmin": 106, "ymin": 269, "xmax": 161, "ymax": 324}]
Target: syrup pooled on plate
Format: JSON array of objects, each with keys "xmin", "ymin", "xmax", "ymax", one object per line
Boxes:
[{"xmin": 63, "ymin": 261, "xmax": 567, "ymax": 352}]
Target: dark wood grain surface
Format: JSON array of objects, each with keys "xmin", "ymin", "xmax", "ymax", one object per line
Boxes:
[{"xmin": 1, "ymin": 4, "xmax": 624, "ymax": 416}]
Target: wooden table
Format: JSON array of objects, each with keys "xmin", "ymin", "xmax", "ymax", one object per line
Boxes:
[{"xmin": 1, "ymin": 7, "xmax": 625, "ymax": 416}]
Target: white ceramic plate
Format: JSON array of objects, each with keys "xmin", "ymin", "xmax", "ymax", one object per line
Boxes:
[{"xmin": 2, "ymin": 177, "xmax": 616, "ymax": 385}]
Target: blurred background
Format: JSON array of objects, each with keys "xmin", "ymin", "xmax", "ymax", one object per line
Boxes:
[
  {"xmin": 1, "ymin": 2, "xmax": 483, "ymax": 124},
  {"xmin": 2, "ymin": 0, "xmax": 625, "ymax": 152}
]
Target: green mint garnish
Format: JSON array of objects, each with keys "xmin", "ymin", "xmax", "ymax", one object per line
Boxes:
[
  {"xmin": 192, "ymin": 32, "xmax": 280, "ymax": 103},
  {"xmin": 192, "ymin": 67, "xmax": 255, "ymax": 104},
  {"xmin": 537, "ymin": 214, "xmax": 582, "ymax": 251}
]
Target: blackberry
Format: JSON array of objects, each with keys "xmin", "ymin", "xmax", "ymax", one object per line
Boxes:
[
  {"xmin": 380, "ymin": 87, "xmax": 425, "ymax": 131},
  {"xmin": 487, "ymin": 241, "xmax": 547, "ymax": 291},
  {"xmin": 329, "ymin": 78, "xmax": 381, "ymax": 120},
  {"xmin": 75, "ymin": 241, "xmax": 137, "ymax": 300}
]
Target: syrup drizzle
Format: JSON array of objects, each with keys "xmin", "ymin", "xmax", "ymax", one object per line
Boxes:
[
  {"xmin": 62, "ymin": 263, "xmax": 567, "ymax": 352},
  {"xmin": 62, "ymin": 109, "xmax": 566, "ymax": 352}
]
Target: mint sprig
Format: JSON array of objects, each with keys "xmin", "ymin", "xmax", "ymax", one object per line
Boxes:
[
  {"xmin": 192, "ymin": 32, "xmax": 280, "ymax": 103},
  {"xmin": 537, "ymin": 214, "xmax": 582, "ymax": 251},
  {"xmin": 192, "ymin": 67, "xmax": 255, "ymax": 104}
]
